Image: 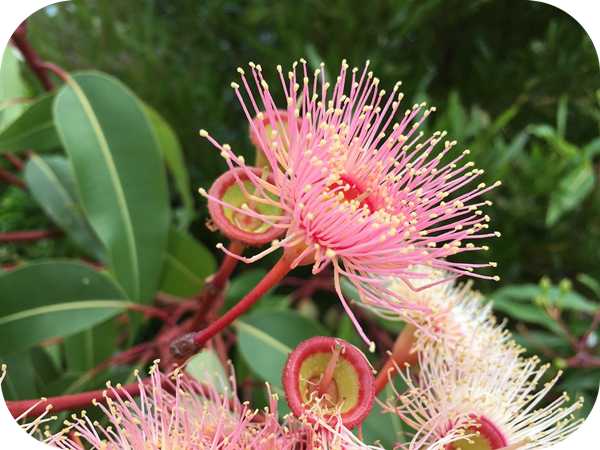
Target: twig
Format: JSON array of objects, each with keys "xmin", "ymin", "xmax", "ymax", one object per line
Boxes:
[
  {"xmin": 4, "ymin": 153, "xmax": 25, "ymax": 171},
  {"xmin": 10, "ymin": 22, "xmax": 54, "ymax": 92},
  {"xmin": 0, "ymin": 229, "xmax": 63, "ymax": 243},
  {"xmin": 515, "ymin": 323, "xmax": 560, "ymax": 359},
  {"xmin": 0, "ymin": 168, "xmax": 26, "ymax": 189}
]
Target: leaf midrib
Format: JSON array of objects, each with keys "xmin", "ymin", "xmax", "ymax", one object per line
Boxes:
[
  {"xmin": 30, "ymin": 155, "xmax": 78, "ymax": 222},
  {"xmin": 0, "ymin": 119, "xmax": 53, "ymax": 150},
  {"xmin": 0, "ymin": 300, "xmax": 126, "ymax": 326},
  {"xmin": 67, "ymin": 79, "xmax": 140, "ymax": 302},
  {"xmin": 233, "ymin": 320, "xmax": 292, "ymax": 355},
  {"xmin": 164, "ymin": 252, "xmax": 204, "ymax": 286}
]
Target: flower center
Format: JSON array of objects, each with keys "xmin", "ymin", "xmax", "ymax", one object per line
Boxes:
[
  {"xmin": 231, "ymin": 209, "xmax": 265, "ymax": 233},
  {"xmin": 338, "ymin": 175, "xmax": 378, "ymax": 213},
  {"xmin": 450, "ymin": 415, "xmax": 508, "ymax": 450},
  {"xmin": 307, "ymin": 375, "xmax": 340, "ymax": 408},
  {"xmin": 299, "ymin": 347, "xmax": 358, "ymax": 414},
  {"xmin": 222, "ymin": 180, "xmax": 280, "ymax": 234}
]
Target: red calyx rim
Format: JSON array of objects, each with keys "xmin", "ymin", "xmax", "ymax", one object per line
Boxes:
[
  {"xmin": 207, "ymin": 166, "xmax": 285, "ymax": 247},
  {"xmin": 282, "ymin": 336, "xmax": 375, "ymax": 429}
]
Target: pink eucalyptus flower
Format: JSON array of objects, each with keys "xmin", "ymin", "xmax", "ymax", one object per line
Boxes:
[
  {"xmin": 199, "ymin": 60, "xmax": 500, "ymax": 344},
  {"xmin": 44, "ymin": 361, "xmax": 297, "ymax": 450}
]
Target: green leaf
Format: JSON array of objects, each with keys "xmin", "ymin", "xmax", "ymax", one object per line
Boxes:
[
  {"xmin": 490, "ymin": 283, "xmax": 598, "ymax": 335},
  {"xmin": 159, "ymin": 227, "xmax": 217, "ymax": 298},
  {"xmin": 546, "ymin": 162, "xmax": 595, "ymax": 227},
  {"xmin": 54, "ymin": 72, "xmax": 170, "ymax": 304},
  {"xmin": 511, "ymin": 330, "xmax": 570, "ymax": 354},
  {"xmin": 63, "ymin": 318, "xmax": 118, "ymax": 372},
  {"xmin": 31, "ymin": 347, "xmax": 63, "ymax": 394},
  {"xmin": 360, "ymin": 377, "xmax": 408, "ymax": 448},
  {"xmin": 492, "ymin": 283, "xmax": 597, "ymax": 314},
  {"xmin": 0, "ymin": 351, "xmax": 36, "ymax": 401},
  {"xmin": 528, "ymin": 123, "xmax": 579, "ymax": 158},
  {"xmin": 0, "ymin": 93, "xmax": 59, "ymax": 153},
  {"xmin": 0, "ymin": 261, "xmax": 127, "ymax": 355},
  {"xmin": 24, "ymin": 155, "xmax": 107, "ymax": 262},
  {"xmin": 187, "ymin": 349, "xmax": 229, "ymax": 394},
  {"xmin": 556, "ymin": 94, "xmax": 568, "ymax": 140},
  {"xmin": 223, "ymin": 268, "xmax": 276, "ymax": 312},
  {"xmin": 145, "ymin": 105, "xmax": 194, "ymax": 229},
  {"xmin": 577, "ymin": 274, "xmax": 600, "ymax": 299},
  {"xmin": 0, "ymin": 46, "xmax": 28, "ymax": 131},
  {"xmin": 235, "ymin": 309, "xmax": 330, "ymax": 387},
  {"xmin": 479, "ymin": 102, "xmax": 520, "ymax": 143}
]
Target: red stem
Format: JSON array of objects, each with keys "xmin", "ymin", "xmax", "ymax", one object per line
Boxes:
[
  {"xmin": 124, "ymin": 303, "xmax": 176, "ymax": 326},
  {"xmin": 7, "ymin": 380, "xmax": 147, "ymax": 419},
  {"xmin": 0, "ymin": 229, "xmax": 63, "ymax": 243},
  {"xmin": 579, "ymin": 307, "xmax": 600, "ymax": 352},
  {"xmin": 211, "ymin": 241, "xmax": 245, "ymax": 291},
  {"xmin": 0, "ymin": 168, "xmax": 26, "ymax": 189},
  {"xmin": 10, "ymin": 22, "xmax": 55, "ymax": 92},
  {"xmin": 39, "ymin": 62, "xmax": 71, "ymax": 84},
  {"xmin": 4, "ymin": 153, "xmax": 25, "ymax": 171},
  {"xmin": 188, "ymin": 241, "xmax": 245, "ymax": 331},
  {"xmin": 193, "ymin": 257, "xmax": 292, "ymax": 347}
]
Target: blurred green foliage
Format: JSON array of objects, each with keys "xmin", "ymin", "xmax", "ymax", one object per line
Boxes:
[{"xmin": 0, "ymin": 0, "xmax": 599, "ymax": 439}]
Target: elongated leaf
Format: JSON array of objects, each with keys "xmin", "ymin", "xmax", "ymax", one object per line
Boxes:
[
  {"xmin": 491, "ymin": 283, "xmax": 598, "ymax": 314},
  {"xmin": 159, "ymin": 228, "xmax": 217, "ymax": 298},
  {"xmin": 145, "ymin": 105, "xmax": 194, "ymax": 228},
  {"xmin": 25, "ymin": 155, "xmax": 107, "ymax": 262},
  {"xmin": 223, "ymin": 268, "xmax": 280, "ymax": 312},
  {"xmin": 54, "ymin": 72, "xmax": 170, "ymax": 304},
  {"xmin": 235, "ymin": 309, "xmax": 330, "ymax": 387},
  {"xmin": 577, "ymin": 274, "xmax": 600, "ymax": 299},
  {"xmin": 0, "ymin": 351, "xmax": 36, "ymax": 401},
  {"xmin": 31, "ymin": 347, "xmax": 63, "ymax": 395},
  {"xmin": 546, "ymin": 162, "xmax": 595, "ymax": 226},
  {"xmin": 0, "ymin": 46, "xmax": 28, "ymax": 130},
  {"xmin": 527, "ymin": 124, "xmax": 579, "ymax": 158},
  {"xmin": 63, "ymin": 318, "xmax": 118, "ymax": 372},
  {"xmin": 361, "ymin": 381, "xmax": 408, "ymax": 448},
  {"xmin": 0, "ymin": 93, "xmax": 59, "ymax": 153},
  {"xmin": 0, "ymin": 261, "xmax": 127, "ymax": 355}
]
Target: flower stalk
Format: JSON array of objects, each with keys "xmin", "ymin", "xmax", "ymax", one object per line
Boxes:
[
  {"xmin": 193, "ymin": 256, "xmax": 291, "ymax": 346},
  {"xmin": 171, "ymin": 256, "xmax": 292, "ymax": 360}
]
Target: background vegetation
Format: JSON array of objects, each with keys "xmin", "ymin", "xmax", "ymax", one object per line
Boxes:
[{"xmin": 0, "ymin": 0, "xmax": 598, "ymax": 446}]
